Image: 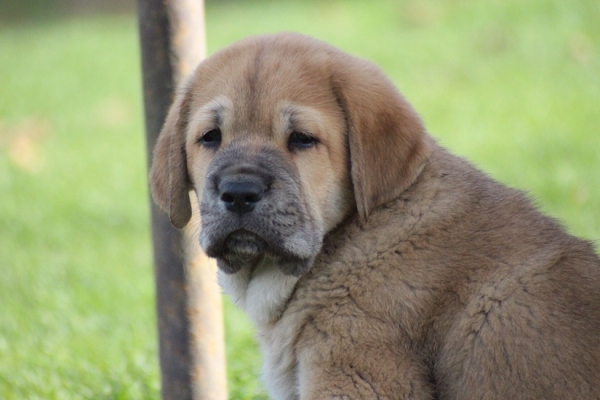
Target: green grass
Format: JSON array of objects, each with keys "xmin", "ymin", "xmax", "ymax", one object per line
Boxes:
[{"xmin": 1, "ymin": 0, "xmax": 598, "ymax": 398}]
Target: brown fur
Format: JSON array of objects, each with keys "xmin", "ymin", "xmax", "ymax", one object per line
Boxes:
[{"xmin": 150, "ymin": 33, "xmax": 600, "ymax": 399}]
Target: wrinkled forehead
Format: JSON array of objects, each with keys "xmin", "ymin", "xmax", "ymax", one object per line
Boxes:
[{"xmin": 185, "ymin": 41, "xmax": 340, "ymax": 133}]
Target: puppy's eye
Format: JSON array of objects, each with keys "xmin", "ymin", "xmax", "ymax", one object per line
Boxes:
[
  {"xmin": 198, "ymin": 128, "xmax": 222, "ymax": 149},
  {"xmin": 288, "ymin": 131, "xmax": 319, "ymax": 151}
]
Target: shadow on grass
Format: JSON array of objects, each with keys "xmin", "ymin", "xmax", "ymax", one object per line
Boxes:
[
  {"xmin": 0, "ymin": 0, "xmax": 332, "ymax": 23},
  {"xmin": 1, "ymin": 0, "xmax": 135, "ymax": 23}
]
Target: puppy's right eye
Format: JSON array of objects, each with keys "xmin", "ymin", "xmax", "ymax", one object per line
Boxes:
[{"xmin": 198, "ymin": 128, "xmax": 222, "ymax": 149}]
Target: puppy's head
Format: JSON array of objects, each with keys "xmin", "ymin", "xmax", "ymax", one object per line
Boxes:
[{"xmin": 150, "ymin": 33, "xmax": 430, "ymax": 276}]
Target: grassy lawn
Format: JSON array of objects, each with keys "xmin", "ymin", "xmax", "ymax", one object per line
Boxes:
[{"xmin": 0, "ymin": 0, "xmax": 598, "ymax": 398}]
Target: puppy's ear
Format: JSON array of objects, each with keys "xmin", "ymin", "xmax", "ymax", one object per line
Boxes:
[
  {"xmin": 331, "ymin": 56, "xmax": 431, "ymax": 221},
  {"xmin": 149, "ymin": 89, "xmax": 193, "ymax": 229}
]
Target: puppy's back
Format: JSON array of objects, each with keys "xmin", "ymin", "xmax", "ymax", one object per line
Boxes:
[{"xmin": 301, "ymin": 144, "xmax": 600, "ymax": 398}]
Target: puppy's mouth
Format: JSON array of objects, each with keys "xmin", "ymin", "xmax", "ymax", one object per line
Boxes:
[
  {"xmin": 214, "ymin": 229, "xmax": 313, "ymax": 277},
  {"xmin": 218, "ymin": 230, "xmax": 268, "ymax": 274}
]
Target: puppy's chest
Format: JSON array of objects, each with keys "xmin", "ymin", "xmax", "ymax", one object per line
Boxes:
[
  {"xmin": 218, "ymin": 263, "xmax": 302, "ymax": 398},
  {"xmin": 217, "ymin": 260, "xmax": 300, "ymax": 328}
]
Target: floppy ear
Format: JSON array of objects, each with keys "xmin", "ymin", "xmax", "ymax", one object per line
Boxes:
[
  {"xmin": 149, "ymin": 88, "xmax": 193, "ymax": 229},
  {"xmin": 331, "ymin": 56, "xmax": 431, "ymax": 221}
]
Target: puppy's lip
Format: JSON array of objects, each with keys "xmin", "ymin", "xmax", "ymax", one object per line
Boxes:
[
  {"xmin": 225, "ymin": 228, "xmax": 265, "ymax": 242},
  {"xmin": 222, "ymin": 229, "xmax": 268, "ymax": 256},
  {"xmin": 212, "ymin": 229, "xmax": 268, "ymax": 274}
]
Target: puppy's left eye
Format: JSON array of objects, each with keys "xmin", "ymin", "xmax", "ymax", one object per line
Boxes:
[{"xmin": 288, "ymin": 131, "xmax": 319, "ymax": 151}]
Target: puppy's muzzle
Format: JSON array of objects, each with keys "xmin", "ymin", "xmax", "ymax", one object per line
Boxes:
[
  {"xmin": 219, "ymin": 177, "xmax": 265, "ymax": 216},
  {"xmin": 200, "ymin": 143, "xmax": 323, "ymax": 276}
]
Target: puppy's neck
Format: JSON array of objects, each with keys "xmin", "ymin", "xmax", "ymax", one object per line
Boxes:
[{"xmin": 218, "ymin": 257, "xmax": 300, "ymax": 326}]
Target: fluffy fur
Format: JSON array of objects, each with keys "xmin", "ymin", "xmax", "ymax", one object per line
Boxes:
[{"xmin": 151, "ymin": 33, "xmax": 600, "ymax": 399}]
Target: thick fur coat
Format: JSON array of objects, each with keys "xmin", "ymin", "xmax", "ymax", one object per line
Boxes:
[{"xmin": 150, "ymin": 33, "xmax": 600, "ymax": 399}]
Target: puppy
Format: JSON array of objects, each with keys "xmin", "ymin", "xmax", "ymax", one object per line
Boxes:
[{"xmin": 150, "ymin": 33, "xmax": 600, "ymax": 399}]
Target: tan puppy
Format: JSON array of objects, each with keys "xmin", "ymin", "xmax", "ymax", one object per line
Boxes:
[{"xmin": 151, "ymin": 33, "xmax": 600, "ymax": 399}]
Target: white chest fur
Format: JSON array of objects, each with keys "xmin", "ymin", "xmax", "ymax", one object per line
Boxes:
[
  {"xmin": 218, "ymin": 258, "xmax": 300, "ymax": 326},
  {"xmin": 218, "ymin": 259, "xmax": 301, "ymax": 398}
]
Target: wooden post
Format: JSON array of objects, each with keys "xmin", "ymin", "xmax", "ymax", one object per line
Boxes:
[{"xmin": 137, "ymin": 1, "xmax": 227, "ymax": 399}]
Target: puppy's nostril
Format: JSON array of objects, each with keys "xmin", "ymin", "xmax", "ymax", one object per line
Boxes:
[
  {"xmin": 219, "ymin": 180, "xmax": 264, "ymax": 215},
  {"xmin": 221, "ymin": 193, "xmax": 235, "ymax": 204},
  {"xmin": 244, "ymin": 193, "xmax": 261, "ymax": 204}
]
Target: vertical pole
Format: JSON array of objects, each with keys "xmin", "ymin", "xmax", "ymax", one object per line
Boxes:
[{"xmin": 137, "ymin": 1, "xmax": 227, "ymax": 399}]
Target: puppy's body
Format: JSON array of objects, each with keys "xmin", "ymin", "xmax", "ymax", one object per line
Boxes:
[
  {"xmin": 151, "ymin": 33, "xmax": 600, "ymax": 399},
  {"xmin": 223, "ymin": 144, "xmax": 600, "ymax": 398}
]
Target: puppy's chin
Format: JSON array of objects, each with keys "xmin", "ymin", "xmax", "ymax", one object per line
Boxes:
[
  {"xmin": 215, "ymin": 230, "xmax": 315, "ymax": 276},
  {"xmin": 217, "ymin": 230, "xmax": 267, "ymax": 274}
]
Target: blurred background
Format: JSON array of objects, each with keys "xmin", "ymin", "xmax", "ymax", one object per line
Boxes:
[{"xmin": 0, "ymin": 0, "xmax": 598, "ymax": 398}]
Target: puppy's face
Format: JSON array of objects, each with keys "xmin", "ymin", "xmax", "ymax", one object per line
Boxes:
[
  {"xmin": 187, "ymin": 53, "xmax": 353, "ymax": 276},
  {"xmin": 151, "ymin": 33, "xmax": 431, "ymax": 276}
]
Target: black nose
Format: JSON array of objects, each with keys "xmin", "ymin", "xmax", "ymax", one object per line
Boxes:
[{"xmin": 219, "ymin": 179, "xmax": 264, "ymax": 215}]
